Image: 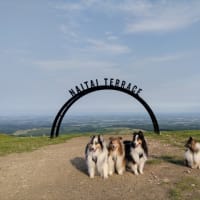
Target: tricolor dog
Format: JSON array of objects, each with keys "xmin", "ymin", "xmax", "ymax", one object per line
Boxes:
[
  {"xmin": 85, "ymin": 135, "xmax": 108, "ymax": 178},
  {"xmin": 184, "ymin": 136, "xmax": 200, "ymax": 169},
  {"xmin": 124, "ymin": 131, "xmax": 148, "ymax": 175}
]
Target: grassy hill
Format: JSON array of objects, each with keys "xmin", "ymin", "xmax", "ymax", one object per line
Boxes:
[
  {"xmin": 0, "ymin": 133, "xmax": 82, "ymax": 156},
  {"xmin": 1, "ymin": 130, "xmax": 200, "ymax": 156}
]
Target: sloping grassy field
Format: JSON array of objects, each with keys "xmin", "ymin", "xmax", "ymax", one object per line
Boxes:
[
  {"xmin": 0, "ymin": 133, "xmax": 82, "ymax": 156},
  {"xmin": 0, "ymin": 130, "xmax": 200, "ymax": 156}
]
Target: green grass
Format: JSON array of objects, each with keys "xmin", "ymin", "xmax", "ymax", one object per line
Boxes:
[
  {"xmin": 0, "ymin": 133, "xmax": 84, "ymax": 156},
  {"xmin": 146, "ymin": 158, "xmax": 163, "ymax": 165},
  {"xmin": 145, "ymin": 130, "xmax": 200, "ymax": 148},
  {"xmin": 169, "ymin": 177, "xmax": 200, "ymax": 200},
  {"xmin": 1, "ymin": 130, "xmax": 200, "ymax": 156}
]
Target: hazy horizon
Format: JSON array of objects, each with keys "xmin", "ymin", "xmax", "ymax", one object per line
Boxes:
[
  {"xmin": 1, "ymin": 112, "xmax": 200, "ymax": 135},
  {"xmin": 1, "ymin": 111, "xmax": 200, "ymax": 117}
]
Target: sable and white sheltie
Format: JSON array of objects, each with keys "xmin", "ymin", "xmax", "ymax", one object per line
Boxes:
[
  {"xmin": 184, "ymin": 136, "xmax": 200, "ymax": 169},
  {"xmin": 124, "ymin": 131, "xmax": 148, "ymax": 175},
  {"xmin": 108, "ymin": 137, "xmax": 126, "ymax": 175},
  {"xmin": 85, "ymin": 135, "xmax": 108, "ymax": 178}
]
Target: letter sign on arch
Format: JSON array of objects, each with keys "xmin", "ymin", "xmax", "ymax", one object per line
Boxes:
[{"xmin": 50, "ymin": 78, "xmax": 160, "ymax": 138}]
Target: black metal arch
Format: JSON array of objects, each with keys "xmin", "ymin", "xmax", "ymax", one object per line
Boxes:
[{"xmin": 50, "ymin": 85, "xmax": 160, "ymax": 138}]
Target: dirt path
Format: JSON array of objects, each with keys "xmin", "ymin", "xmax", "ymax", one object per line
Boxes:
[{"xmin": 0, "ymin": 135, "xmax": 200, "ymax": 200}]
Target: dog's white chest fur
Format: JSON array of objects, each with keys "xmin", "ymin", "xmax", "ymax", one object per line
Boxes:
[
  {"xmin": 110, "ymin": 151, "xmax": 118, "ymax": 161},
  {"xmin": 131, "ymin": 146, "xmax": 147, "ymax": 163}
]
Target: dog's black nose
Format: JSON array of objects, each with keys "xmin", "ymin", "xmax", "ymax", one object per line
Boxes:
[{"xmin": 90, "ymin": 147, "xmax": 94, "ymax": 151}]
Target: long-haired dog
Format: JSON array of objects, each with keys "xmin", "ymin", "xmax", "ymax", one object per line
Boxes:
[
  {"xmin": 108, "ymin": 137, "xmax": 126, "ymax": 175},
  {"xmin": 85, "ymin": 135, "xmax": 108, "ymax": 178},
  {"xmin": 184, "ymin": 136, "xmax": 200, "ymax": 169},
  {"xmin": 124, "ymin": 131, "xmax": 148, "ymax": 175}
]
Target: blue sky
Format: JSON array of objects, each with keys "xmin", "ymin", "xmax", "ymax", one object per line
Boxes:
[{"xmin": 0, "ymin": 0, "xmax": 200, "ymax": 116}]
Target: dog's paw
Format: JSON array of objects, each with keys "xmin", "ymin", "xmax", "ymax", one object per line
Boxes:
[
  {"xmin": 108, "ymin": 171, "xmax": 113, "ymax": 176},
  {"xmin": 89, "ymin": 174, "xmax": 95, "ymax": 179},
  {"xmin": 117, "ymin": 170, "xmax": 124, "ymax": 175},
  {"xmin": 103, "ymin": 175, "xmax": 108, "ymax": 179},
  {"xmin": 134, "ymin": 171, "xmax": 139, "ymax": 175}
]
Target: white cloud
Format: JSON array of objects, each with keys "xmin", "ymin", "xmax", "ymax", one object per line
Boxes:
[
  {"xmin": 54, "ymin": 0, "xmax": 104, "ymax": 11},
  {"xmin": 132, "ymin": 52, "xmax": 189, "ymax": 66},
  {"xmin": 127, "ymin": 18, "xmax": 179, "ymax": 33},
  {"xmin": 87, "ymin": 39, "xmax": 130, "ymax": 54},
  {"xmin": 55, "ymin": 2, "xmax": 84, "ymax": 12},
  {"xmin": 59, "ymin": 24, "xmax": 78, "ymax": 39},
  {"xmin": 125, "ymin": 1, "xmax": 200, "ymax": 33},
  {"xmin": 117, "ymin": 0, "xmax": 153, "ymax": 16},
  {"xmin": 105, "ymin": 32, "xmax": 119, "ymax": 41},
  {"xmin": 55, "ymin": 1, "xmax": 200, "ymax": 34},
  {"xmin": 146, "ymin": 54, "xmax": 185, "ymax": 63},
  {"xmin": 34, "ymin": 59, "xmax": 118, "ymax": 71}
]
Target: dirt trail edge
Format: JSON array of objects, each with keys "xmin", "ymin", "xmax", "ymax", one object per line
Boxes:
[{"xmin": 0, "ymin": 135, "xmax": 199, "ymax": 200}]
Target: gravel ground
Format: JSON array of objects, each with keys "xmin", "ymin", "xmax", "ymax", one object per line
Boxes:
[{"xmin": 0, "ymin": 135, "xmax": 200, "ymax": 200}]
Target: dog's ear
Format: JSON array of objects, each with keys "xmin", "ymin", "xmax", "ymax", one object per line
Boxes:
[
  {"xmin": 98, "ymin": 135, "xmax": 104, "ymax": 148},
  {"xmin": 98, "ymin": 134, "xmax": 104, "ymax": 142},
  {"xmin": 139, "ymin": 131, "xmax": 144, "ymax": 136},
  {"xmin": 138, "ymin": 131, "xmax": 144, "ymax": 140},
  {"xmin": 139, "ymin": 130, "xmax": 143, "ymax": 134},
  {"xmin": 185, "ymin": 137, "xmax": 193, "ymax": 148},
  {"xmin": 90, "ymin": 135, "xmax": 95, "ymax": 141},
  {"xmin": 132, "ymin": 132, "xmax": 136, "ymax": 140},
  {"xmin": 118, "ymin": 136, "xmax": 122, "ymax": 140},
  {"xmin": 189, "ymin": 136, "xmax": 193, "ymax": 140},
  {"xmin": 109, "ymin": 137, "xmax": 114, "ymax": 141},
  {"xmin": 187, "ymin": 136, "xmax": 194, "ymax": 144},
  {"xmin": 133, "ymin": 132, "xmax": 137, "ymax": 137}
]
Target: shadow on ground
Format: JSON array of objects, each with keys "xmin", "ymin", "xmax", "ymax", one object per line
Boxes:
[
  {"xmin": 70, "ymin": 157, "xmax": 88, "ymax": 175},
  {"xmin": 151, "ymin": 155, "xmax": 185, "ymax": 166}
]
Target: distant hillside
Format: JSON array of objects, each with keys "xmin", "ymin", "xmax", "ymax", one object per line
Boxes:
[
  {"xmin": 13, "ymin": 128, "xmax": 50, "ymax": 137},
  {"xmin": 0, "ymin": 113, "xmax": 200, "ymax": 136}
]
